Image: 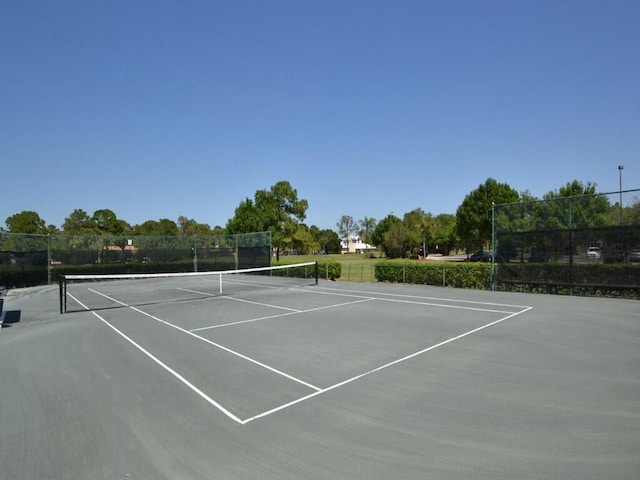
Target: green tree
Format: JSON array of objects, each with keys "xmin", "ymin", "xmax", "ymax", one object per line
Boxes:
[
  {"xmin": 312, "ymin": 228, "xmax": 341, "ymax": 254},
  {"xmin": 431, "ymin": 213, "xmax": 458, "ymax": 255},
  {"xmin": 336, "ymin": 215, "xmax": 358, "ymax": 243},
  {"xmin": 84, "ymin": 209, "xmax": 131, "ymax": 263},
  {"xmin": 370, "ymin": 213, "xmax": 400, "ymax": 252},
  {"xmin": 225, "ymin": 181, "xmax": 308, "ymax": 260},
  {"xmin": 5, "ymin": 210, "xmax": 47, "ymax": 234},
  {"xmin": 540, "ymin": 180, "xmax": 612, "ymax": 229},
  {"xmin": 91, "ymin": 209, "xmax": 131, "ymax": 236},
  {"xmin": 135, "ymin": 219, "xmax": 179, "ymax": 236},
  {"xmin": 403, "ymin": 208, "xmax": 432, "ymax": 257},
  {"xmin": 456, "ymin": 178, "xmax": 519, "ymax": 252},
  {"xmin": 627, "ymin": 197, "xmax": 640, "ymax": 225},
  {"xmin": 177, "ymin": 216, "xmax": 213, "ymax": 236},
  {"xmin": 62, "ymin": 209, "xmax": 94, "ymax": 234},
  {"xmin": 358, "ymin": 217, "xmax": 377, "ymax": 244},
  {"xmin": 383, "ymin": 221, "xmax": 411, "ymax": 258},
  {"xmin": 225, "ymin": 199, "xmax": 264, "ymax": 234},
  {"xmin": 287, "ymin": 223, "xmax": 318, "ymax": 255}
]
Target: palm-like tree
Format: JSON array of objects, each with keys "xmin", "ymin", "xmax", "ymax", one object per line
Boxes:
[{"xmin": 358, "ymin": 217, "xmax": 377, "ymax": 244}]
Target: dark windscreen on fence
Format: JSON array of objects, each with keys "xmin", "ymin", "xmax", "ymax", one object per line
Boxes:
[
  {"xmin": 0, "ymin": 231, "xmax": 271, "ymax": 289},
  {"xmin": 493, "ymin": 190, "xmax": 640, "ymax": 297}
]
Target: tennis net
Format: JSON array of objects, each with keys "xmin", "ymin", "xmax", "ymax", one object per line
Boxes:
[{"xmin": 59, "ymin": 262, "xmax": 318, "ymax": 313}]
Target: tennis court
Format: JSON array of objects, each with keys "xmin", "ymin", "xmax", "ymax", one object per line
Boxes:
[{"xmin": 1, "ymin": 267, "xmax": 638, "ymax": 479}]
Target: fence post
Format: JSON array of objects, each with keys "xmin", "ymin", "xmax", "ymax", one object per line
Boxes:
[
  {"xmin": 193, "ymin": 236, "xmax": 198, "ymax": 272},
  {"xmin": 491, "ymin": 202, "xmax": 496, "ymax": 291},
  {"xmin": 47, "ymin": 233, "xmax": 52, "ymax": 285}
]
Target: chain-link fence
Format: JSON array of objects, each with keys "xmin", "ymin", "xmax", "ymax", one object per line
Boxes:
[
  {"xmin": 492, "ymin": 189, "xmax": 640, "ymax": 297},
  {"xmin": 0, "ymin": 231, "xmax": 271, "ymax": 288}
]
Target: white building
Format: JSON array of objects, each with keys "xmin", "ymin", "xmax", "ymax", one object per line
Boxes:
[{"xmin": 340, "ymin": 235, "xmax": 376, "ymax": 254}]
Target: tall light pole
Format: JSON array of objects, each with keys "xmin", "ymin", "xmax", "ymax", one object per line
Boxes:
[{"xmin": 618, "ymin": 165, "xmax": 624, "ymax": 225}]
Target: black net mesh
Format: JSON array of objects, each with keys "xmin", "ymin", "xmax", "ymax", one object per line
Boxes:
[{"xmin": 493, "ymin": 190, "xmax": 640, "ymax": 296}]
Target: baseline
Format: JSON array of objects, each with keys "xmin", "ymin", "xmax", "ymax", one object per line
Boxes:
[{"xmin": 65, "ymin": 284, "xmax": 534, "ymax": 425}]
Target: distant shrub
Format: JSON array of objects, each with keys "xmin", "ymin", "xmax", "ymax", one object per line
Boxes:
[
  {"xmin": 374, "ymin": 261, "xmax": 491, "ymax": 289},
  {"xmin": 318, "ymin": 261, "xmax": 341, "ymax": 281}
]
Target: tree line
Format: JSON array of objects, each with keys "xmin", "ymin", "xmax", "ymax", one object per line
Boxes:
[
  {"xmin": 4, "ymin": 178, "xmax": 639, "ymax": 259},
  {"xmin": 363, "ymin": 179, "xmax": 638, "ymax": 258},
  {"xmin": 3, "ymin": 209, "xmax": 221, "ymax": 238}
]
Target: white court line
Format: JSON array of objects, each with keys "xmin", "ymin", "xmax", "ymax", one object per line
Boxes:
[
  {"xmin": 178, "ymin": 287, "xmax": 302, "ymax": 313},
  {"xmin": 66, "ymin": 291, "xmax": 245, "ymax": 424},
  {"xmin": 192, "ymin": 309, "xmax": 302, "ymax": 331},
  {"xmin": 222, "ymin": 295, "xmax": 301, "ymax": 311},
  {"xmin": 291, "ymin": 287, "xmax": 521, "ymax": 314},
  {"xmin": 68, "ymin": 286, "xmax": 533, "ymax": 425},
  {"xmin": 374, "ymin": 296, "xmax": 519, "ymax": 314},
  {"xmin": 202, "ymin": 277, "xmax": 299, "ymax": 291},
  {"xmin": 313, "ymin": 285, "xmax": 532, "ymax": 310},
  {"xmin": 191, "ymin": 297, "xmax": 374, "ymax": 332},
  {"xmin": 242, "ymin": 305, "xmax": 533, "ymax": 424},
  {"xmin": 177, "ymin": 287, "xmax": 218, "ymax": 297},
  {"xmin": 86, "ymin": 288, "xmax": 321, "ymax": 393}
]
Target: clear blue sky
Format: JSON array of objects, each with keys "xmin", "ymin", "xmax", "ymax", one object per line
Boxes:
[{"xmin": 3, "ymin": 0, "xmax": 639, "ymax": 231}]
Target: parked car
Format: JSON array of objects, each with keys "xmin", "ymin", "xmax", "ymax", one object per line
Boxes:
[
  {"xmin": 529, "ymin": 250, "xmax": 551, "ymax": 262},
  {"xmin": 604, "ymin": 249, "xmax": 625, "ymax": 263},
  {"xmin": 629, "ymin": 248, "xmax": 640, "ymax": 263},
  {"xmin": 469, "ymin": 251, "xmax": 492, "ymax": 262},
  {"xmin": 586, "ymin": 246, "xmax": 601, "ymax": 259}
]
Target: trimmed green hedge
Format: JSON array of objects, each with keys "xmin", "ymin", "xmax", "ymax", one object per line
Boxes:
[
  {"xmin": 372, "ymin": 261, "xmax": 639, "ymax": 299},
  {"xmin": 270, "ymin": 262, "xmax": 318, "ymax": 280},
  {"xmin": 374, "ymin": 261, "xmax": 492, "ymax": 290},
  {"xmin": 273, "ymin": 260, "xmax": 340, "ymax": 281},
  {"xmin": 314, "ymin": 261, "xmax": 342, "ymax": 281}
]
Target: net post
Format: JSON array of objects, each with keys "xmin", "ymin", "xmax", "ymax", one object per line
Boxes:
[
  {"xmin": 314, "ymin": 261, "xmax": 318, "ymax": 285},
  {"xmin": 58, "ymin": 275, "xmax": 65, "ymax": 314}
]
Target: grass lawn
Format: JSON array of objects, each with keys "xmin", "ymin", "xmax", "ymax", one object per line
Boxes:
[{"xmin": 276, "ymin": 253, "xmax": 401, "ymax": 282}]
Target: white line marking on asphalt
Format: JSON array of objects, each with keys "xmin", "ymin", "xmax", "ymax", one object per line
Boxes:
[
  {"xmin": 86, "ymin": 288, "xmax": 321, "ymax": 392},
  {"xmin": 67, "ymin": 286, "xmax": 533, "ymax": 425},
  {"xmin": 242, "ymin": 306, "xmax": 533, "ymax": 424},
  {"xmin": 67, "ymin": 291, "xmax": 245, "ymax": 424},
  {"xmin": 213, "ymin": 295, "xmax": 302, "ymax": 312},
  {"xmin": 192, "ymin": 297, "xmax": 374, "ymax": 331},
  {"xmin": 313, "ymin": 285, "xmax": 531, "ymax": 310}
]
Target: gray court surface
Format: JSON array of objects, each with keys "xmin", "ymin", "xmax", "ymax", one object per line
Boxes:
[{"xmin": 1, "ymin": 278, "xmax": 639, "ymax": 479}]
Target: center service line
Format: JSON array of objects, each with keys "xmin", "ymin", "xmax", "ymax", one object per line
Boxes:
[
  {"xmin": 87, "ymin": 288, "xmax": 321, "ymax": 392},
  {"xmin": 192, "ymin": 297, "xmax": 374, "ymax": 332}
]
